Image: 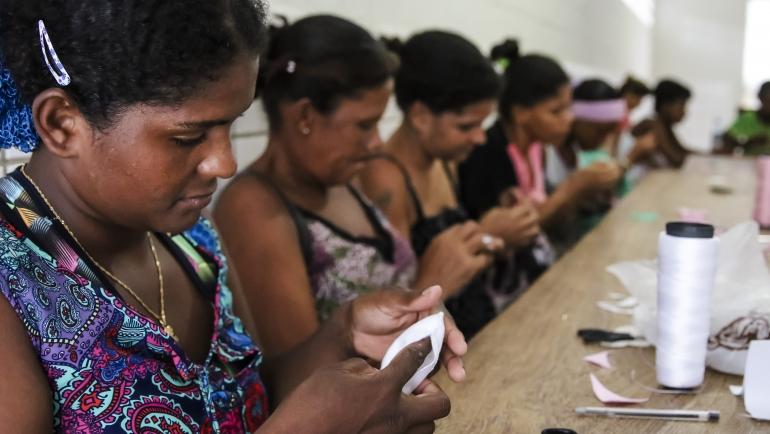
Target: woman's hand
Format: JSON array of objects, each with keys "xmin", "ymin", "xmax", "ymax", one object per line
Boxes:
[
  {"xmin": 569, "ymin": 161, "xmax": 623, "ymax": 197},
  {"xmin": 413, "ymin": 222, "xmax": 501, "ymax": 298},
  {"xmin": 345, "ymin": 285, "xmax": 468, "ymax": 383},
  {"xmin": 479, "ymin": 200, "xmax": 540, "ymax": 249},
  {"xmin": 262, "ymin": 339, "xmax": 451, "ymax": 434}
]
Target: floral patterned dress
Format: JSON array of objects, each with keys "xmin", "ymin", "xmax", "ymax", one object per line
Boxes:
[
  {"xmin": 0, "ymin": 169, "xmax": 269, "ymax": 433},
  {"xmin": 288, "ymin": 187, "xmax": 417, "ymax": 320}
]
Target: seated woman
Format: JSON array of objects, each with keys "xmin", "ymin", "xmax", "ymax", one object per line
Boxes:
[
  {"xmin": 650, "ymin": 79, "xmax": 693, "ymax": 168},
  {"xmin": 609, "ymin": 75, "xmax": 651, "ymax": 161},
  {"xmin": 0, "ymin": 2, "xmax": 465, "ymax": 432},
  {"xmin": 723, "ymin": 81, "xmax": 770, "ymax": 155},
  {"xmin": 360, "ymin": 31, "xmax": 542, "ymax": 331},
  {"xmin": 215, "ymin": 16, "xmax": 490, "ymax": 356},
  {"xmin": 619, "ymin": 75, "xmax": 651, "ymax": 132},
  {"xmin": 459, "ymin": 41, "xmax": 622, "ymax": 251},
  {"xmin": 547, "ymin": 79, "xmax": 656, "ymax": 241}
]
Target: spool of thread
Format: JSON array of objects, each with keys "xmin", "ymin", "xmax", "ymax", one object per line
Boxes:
[
  {"xmin": 656, "ymin": 222, "xmax": 719, "ymax": 389},
  {"xmin": 753, "ymin": 157, "xmax": 770, "ymax": 228}
]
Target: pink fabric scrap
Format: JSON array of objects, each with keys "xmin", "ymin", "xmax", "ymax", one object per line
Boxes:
[
  {"xmin": 583, "ymin": 351, "xmax": 613, "ymax": 369},
  {"xmin": 590, "ymin": 373, "xmax": 649, "ymax": 405}
]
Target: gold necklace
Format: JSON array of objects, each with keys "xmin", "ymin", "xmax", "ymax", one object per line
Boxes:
[{"xmin": 20, "ymin": 165, "xmax": 178, "ymax": 341}]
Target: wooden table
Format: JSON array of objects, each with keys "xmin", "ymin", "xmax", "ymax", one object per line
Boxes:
[{"xmin": 436, "ymin": 156, "xmax": 770, "ymax": 433}]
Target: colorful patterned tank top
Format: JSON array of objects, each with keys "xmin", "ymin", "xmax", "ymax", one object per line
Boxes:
[{"xmin": 0, "ymin": 170, "xmax": 268, "ymax": 433}]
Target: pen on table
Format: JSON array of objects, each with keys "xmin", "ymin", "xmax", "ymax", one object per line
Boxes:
[{"xmin": 575, "ymin": 406, "xmax": 720, "ymax": 422}]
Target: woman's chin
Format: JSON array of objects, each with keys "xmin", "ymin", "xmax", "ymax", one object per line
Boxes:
[{"xmin": 154, "ymin": 210, "xmax": 205, "ymax": 235}]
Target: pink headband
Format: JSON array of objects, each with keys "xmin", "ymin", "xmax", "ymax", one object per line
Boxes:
[{"xmin": 572, "ymin": 99, "xmax": 625, "ymax": 122}]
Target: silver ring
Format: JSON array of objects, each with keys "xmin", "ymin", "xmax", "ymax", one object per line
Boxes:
[{"xmin": 481, "ymin": 234, "xmax": 495, "ymax": 248}]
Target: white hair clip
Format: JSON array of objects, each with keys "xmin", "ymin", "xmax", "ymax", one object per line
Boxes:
[{"xmin": 38, "ymin": 20, "xmax": 71, "ymax": 86}]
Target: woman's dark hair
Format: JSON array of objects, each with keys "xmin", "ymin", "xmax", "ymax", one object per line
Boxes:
[
  {"xmin": 491, "ymin": 39, "xmax": 570, "ymax": 121},
  {"xmin": 256, "ymin": 15, "xmax": 397, "ymax": 130},
  {"xmin": 380, "ymin": 36, "xmax": 404, "ymax": 56},
  {"xmin": 758, "ymin": 81, "xmax": 770, "ymax": 100},
  {"xmin": 0, "ymin": 0, "xmax": 267, "ymax": 130},
  {"xmin": 391, "ymin": 30, "xmax": 500, "ymax": 114},
  {"xmin": 654, "ymin": 79, "xmax": 692, "ymax": 112},
  {"xmin": 490, "ymin": 39, "xmax": 520, "ymax": 67},
  {"xmin": 620, "ymin": 76, "xmax": 650, "ymax": 96},
  {"xmin": 573, "ymin": 78, "xmax": 620, "ymax": 102}
]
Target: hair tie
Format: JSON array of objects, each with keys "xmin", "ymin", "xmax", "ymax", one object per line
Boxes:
[
  {"xmin": 263, "ymin": 56, "xmax": 298, "ymax": 82},
  {"xmin": 0, "ymin": 55, "xmax": 38, "ymax": 152}
]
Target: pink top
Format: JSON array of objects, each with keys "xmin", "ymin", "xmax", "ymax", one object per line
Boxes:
[{"xmin": 506, "ymin": 142, "xmax": 547, "ymax": 204}]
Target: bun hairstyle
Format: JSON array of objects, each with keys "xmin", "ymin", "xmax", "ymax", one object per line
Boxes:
[
  {"xmin": 392, "ymin": 30, "xmax": 500, "ymax": 114},
  {"xmin": 380, "ymin": 36, "xmax": 405, "ymax": 57},
  {"xmin": 255, "ymin": 15, "xmax": 397, "ymax": 130},
  {"xmin": 490, "ymin": 38, "xmax": 520, "ymax": 72},
  {"xmin": 620, "ymin": 75, "xmax": 651, "ymax": 97},
  {"xmin": 492, "ymin": 38, "xmax": 569, "ymax": 121}
]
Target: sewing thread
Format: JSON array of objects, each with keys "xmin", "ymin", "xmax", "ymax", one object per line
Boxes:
[{"xmin": 656, "ymin": 222, "xmax": 719, "ymax": 389}]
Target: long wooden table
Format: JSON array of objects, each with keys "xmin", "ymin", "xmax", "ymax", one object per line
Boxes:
[{"xmin": 436, "ymin": 156, "xmax": 769, "ymax": 433}]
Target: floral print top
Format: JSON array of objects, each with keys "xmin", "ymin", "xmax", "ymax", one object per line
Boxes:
[
  {"xmin": 291, "ymin": 187, "xmax": 417, "ymax": 320},
  {"xmin": 0, "ymin": 169, "xmax": 268, "ymax": 433}
]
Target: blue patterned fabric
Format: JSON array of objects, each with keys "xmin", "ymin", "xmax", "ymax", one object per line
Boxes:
[{"xmin": 0, "ymin": 53, "xmax": 38, "ymax": 152}]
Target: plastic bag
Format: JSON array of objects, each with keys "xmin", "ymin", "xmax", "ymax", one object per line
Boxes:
[{"xmin": 607, "ymin": 221, "xmax": 770, "ymax": 375}]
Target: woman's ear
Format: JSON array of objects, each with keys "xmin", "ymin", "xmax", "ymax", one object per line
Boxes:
[
  {"xmin": 32, "ymin": 88, "xmax": 93, "ymax": 158},
  {"xmin": 406, "ymin": 101, "xmax": 435, "ymax": 139},
  {"xmin": 280, "ymin": 97, "xmax": 318, "ymax": 137}
]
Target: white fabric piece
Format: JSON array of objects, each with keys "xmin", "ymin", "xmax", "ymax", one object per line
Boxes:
[
  {"xmin": 744, "ymin": 340, "xmax": 770, "ymax": 420},
  {"xmin": 596, "ymin": 301, "xmax": 634, "ymax": 315},
  {"xmin": 614, "ymin": 324, "xmax": 642, "ymax": 336},
  {"xmin": 600, "ymin": 339, "xmax": 652, "ymax": 349},
  {"xmin": 380, "ymin": 312, "xmax": 445, "ymax": 394}
]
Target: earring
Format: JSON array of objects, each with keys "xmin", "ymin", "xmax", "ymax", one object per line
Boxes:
[{"xmin": 300, "ymin": 126, "xmax": 310, "ymax": 135}]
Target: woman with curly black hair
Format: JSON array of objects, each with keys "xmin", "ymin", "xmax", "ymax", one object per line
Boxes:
[{"xmin": 0, "ymin": 1, "xmax": 464, "ymax": 432}]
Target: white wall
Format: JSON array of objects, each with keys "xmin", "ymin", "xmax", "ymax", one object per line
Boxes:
[
  {"xmin": 652, "ymin": 0, "xmax": 747, "ymax": 151},
  {"xmin": 270, "ymin": 0, "xmax": 653, "ymax": 78},
  {"xmin": 0, "ymin": 1, "xmax": 752, "ymax": 175},
  {"xmin": 230, "ymin": 0, "xmax": 656, "ymax": 170},
  {"xmin": 230, "ymin": 0, "xmax": 749, "ymax": 165}
]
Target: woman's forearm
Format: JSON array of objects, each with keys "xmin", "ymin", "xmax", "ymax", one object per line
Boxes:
[{"xmin": 261, "ymin": 303, "xmax": 352, "ymax": 405}]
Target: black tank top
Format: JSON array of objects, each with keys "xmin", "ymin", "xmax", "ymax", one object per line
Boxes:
[
  {"xmin": 379, "ymin": 155, "xmax": 496, "ymax": 338},
  {"xmin": 390, "ymin": 157, "xmax": 469, "ymax": 256}
]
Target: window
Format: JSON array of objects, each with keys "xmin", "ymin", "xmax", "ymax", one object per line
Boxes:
[
  {"xmin": 621, "ymin": 0, "xmax": 655, "ymax": 27},
  {"xmin": 743, "ymin": 0, "xmax": 770, "ymax": 107}
]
